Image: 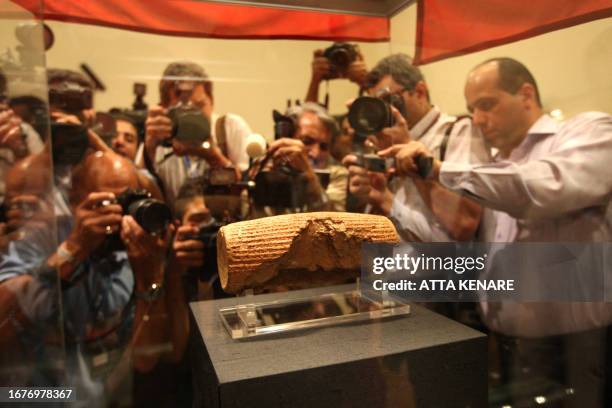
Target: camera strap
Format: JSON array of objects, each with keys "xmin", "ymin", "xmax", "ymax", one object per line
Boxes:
[
  {"xmin": 439, "ymin": 115, "xmax": 471, "ymax": 161},
  {"xmin": 143, "ymin": 146, "xmax": 169, "ymax": 201},
  {"xmin": 215, "ymin": 114, "xmax": 228, "ymax": 158}
]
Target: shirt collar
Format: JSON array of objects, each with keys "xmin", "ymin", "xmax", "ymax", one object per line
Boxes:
[
  {"xmin": 493, "ymin": 114, "xmax": 560, "ymax": 162},
  {"xmin": 409, "ymin": 106, "xmax": 441, "ymax": 140},
  {"xmin": 527, "ymin": 114, "xmax": 560, "ymax": 136}
]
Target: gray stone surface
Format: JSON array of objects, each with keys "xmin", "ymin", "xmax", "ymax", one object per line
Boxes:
[{"xmin": 190, "ymin": 284, "xmax": 487, "ymax": 408}]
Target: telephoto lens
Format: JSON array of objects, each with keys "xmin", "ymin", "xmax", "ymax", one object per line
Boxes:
[
  {"xmin": 115, "ymin": 188, "xmax": 172, "ymax": 235},
  {"xmin": 347, "ymin": 96, "xmax": 394, "ymax": 135}
]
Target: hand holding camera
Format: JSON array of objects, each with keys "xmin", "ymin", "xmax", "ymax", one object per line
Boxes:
[
  {"xmin": 173, "ymin": 225, "xmax": 205, "ymax": 269},
  {"xmin": 377, "ymin": 105, "xmax": 411, "ymax": 148},
  {"xmin": 145, "ymin": 105, "xmax": 173, "ymax": 150},
  {"xmin": 269, "ymin": 137, "xmax": 312, "ymax": 173},
  {"xmin": 342, "ymin": 154, "xmax": 393, "ymax": 214},
  {"xmin": 310, "ymin": 43, "xmax": 366, "ymax": 84},
  {"xmin": 64, "ymin": 192, "xmax": 123, "ymax": 262},
  {"xmin": 120, "ymin": 214, "xmax": 172, "ymax": 270},
  {"xmin": 311, "ymin": 49, "xmax": 332, "ymax": 83},
  {"xmin": 378, "ymin": 141, "xmax": 439, "ymax": 180},
  {"xmin": 0, "ymin": 109, "xmax": 26, "ymax": 157},
  {"xmin": 348, "ymin": 90, "xmax": 411, "ymax": 149}
]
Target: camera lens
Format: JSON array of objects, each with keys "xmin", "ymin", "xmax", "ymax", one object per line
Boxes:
[
  {"xmin": 348, "ymin": 96, "xmax": 393, "ymax": 135},
  {"xmin": 329, "ymin": 49, "xmax": 350, "ymax": 69},
  {"xmin": 127, "ymin": 198, "xmax": 172, "ymax": 235}
]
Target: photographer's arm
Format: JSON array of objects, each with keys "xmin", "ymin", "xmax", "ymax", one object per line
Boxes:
[
  {"xmin": 305, "ymin": 50, "xmax": 330, "ymax": 103},
  {"xmin": 413, "ymin": 178, "xmax": 482, "ymax": 241},
  {"xmin": 47, "ymin": 192, "xmax": 122, "ymax": 281},
  {"xmin": 121, "ymin": 215, "xmax": 171, "ymax": 372},
  {"xmin": 269, "ymin": 138, "xmax": 327, "ymax": 208},
  {"xmin": 380, "ymin": 143, "xmax": 482, "ymax": 241},
  {"xmin": 143, "ymin": 106, "xmax": 171, "ymax": 168},
  {"xmin": 0, "ymin": 109, "xmax": 28, "ymax": 159},
  {"xmin": 342, "ymin": 154, "xmax": 393, "ymax": 215}
]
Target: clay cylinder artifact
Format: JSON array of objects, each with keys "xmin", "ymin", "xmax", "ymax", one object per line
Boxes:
[{"xmin": 217, "ymin": 212, "xmax": 399, "ymax": 293}]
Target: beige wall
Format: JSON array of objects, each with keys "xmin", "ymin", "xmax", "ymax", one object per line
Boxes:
[
  {"xmin": 38, "ymin": 22, "xmax": 390, "ymax": 137},
  {"xmin": 391, "ymin": 5, "xmax": 612, "ymax": 118},
  {"xmin": 6, "ymin": 2, "xmax": 609, "ymax": 129}
]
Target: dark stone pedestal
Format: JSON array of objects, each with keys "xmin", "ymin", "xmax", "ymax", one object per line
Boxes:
[{"xmin": 190, "ymin": 284, "xmax": 487, "ymax": 408}]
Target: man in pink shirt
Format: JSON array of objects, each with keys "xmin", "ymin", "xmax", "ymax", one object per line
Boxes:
[{"xmin": 382, "ymin": 57, "xmax": 612, "ymax": 407}]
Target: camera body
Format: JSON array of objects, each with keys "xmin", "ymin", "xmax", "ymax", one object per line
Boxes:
[
  {"xmin": 348, "ymin": 88, "xmax": 408, "ymax": 136},
  {"xmin": 250, "ymin": 167, "xmax": 309, "ymax": 209},
  {"xmin": 322, "ymin": 43, "xmax": 358, "ymax": 79},
  {"xmin": 115, "ymin": 188, "xmax": 172, "ymax": 235},
  {"xmin": 51, "ymin": 122, "xmax": 89, "ymax": 167},
  {"xmin": 163, "ymin": 104, "xmax": 211, "ymax": 148},
  {"xmin": 185, "ymin": 220, "xmax": 224, "ymax": 244},
  {"xmin": 356, "ymin": 153, "xmax": 393, "ymax": 173},
  {"xmin": 48, "ymin": 81, "xmax": 92, "ymax": 113},
  {"xmin": 273, "ymin": 109, "xmax": 297, "ymax": 140}
]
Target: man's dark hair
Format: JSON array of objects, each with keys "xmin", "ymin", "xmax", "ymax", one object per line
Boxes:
[
  {"xmin": 365, "ymin": 53, "xmax": 429, "ymax": 101},
  {"xmin": 46, "ymin": 68, "xmax": 92, "ymax": 89},
  {"xmin": 159, "ymin": 61, "xmax": 212, "ymax": 107},
  {"xmin": 110, "ymin": 112, "xmax": 137, "ymax": 129},
  {"xmin": 174, "ymin": 177, "xmax": 207, "ymax": 221},
  {"xmin": 479, "ymin": 57, "xmax": 542, "ymax": 107}
]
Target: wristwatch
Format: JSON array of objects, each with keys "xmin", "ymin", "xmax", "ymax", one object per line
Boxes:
[{"xmin": 135, "ymin": 282, "xmax": 164, "ymax": 302}]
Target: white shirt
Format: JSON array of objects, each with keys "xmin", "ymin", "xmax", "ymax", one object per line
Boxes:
[
  {"xmin": 389, "ymin": 106, "xmax": 490, "ymax": 242},
  {"xmin": 440, "ymin": 112, "xmax": 612, "ymax": 337},
  {"xmin": 144, "ymin": 112, "xmax": 252, "ymax": 207}
]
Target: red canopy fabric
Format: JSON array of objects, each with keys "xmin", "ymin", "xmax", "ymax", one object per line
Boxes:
[
  {"xmin": 10, "ymin": 0, "xmax": 389, "ymax": 42},
  {"xmin": 415, "ymin": 0, "xmax": 612, "ymax": 65}
]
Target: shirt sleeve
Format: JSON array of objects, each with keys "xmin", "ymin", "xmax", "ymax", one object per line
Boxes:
[
  {"xmin": 224, "ymin": 114, "xmax": 252, "ymax": 172},
  {"xmin": 439, "ymin": 114, "xmax": 612, "ymax": 220},
  {"xmin": 325, "ymin": 165, "xmax": 348, "ymax": 212}
]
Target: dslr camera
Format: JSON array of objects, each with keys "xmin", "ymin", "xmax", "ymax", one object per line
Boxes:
[
  {"xmin": 248, "ymin": 109, "xmax": 307, "ymax": 209},
  {"xmin": 98, "ymin": 188, "xmax": 172, "ymax": 253},
  {"xmin": 347, "ymin": 87, "xmax": 408, "ymax": 137},
  {"xmin": 48, "ymin": 81, "xmax": 92, "ymax": 167},
  {"xmin": 322, "ymin": 43, "xmax": 358, "ymax": 79},
  {"xmin": 163, "ymin": 81, "xmax": 211, "ymax": 148},
  {"xmin": 355, "ymin": 153, "xmax": 393, "ymax": 173},
  {"xmin": 114, "ymin": 188, "xmax": 172, "ymax": 236}
]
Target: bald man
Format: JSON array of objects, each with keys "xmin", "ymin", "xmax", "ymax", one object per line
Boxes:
[
  {"xmin": 0, "ymin": 150, "xmax": 188, "ymax": 401},
  {"xmin": 380, "ymin": 57, "xmax": 612, "ymax": 408}
]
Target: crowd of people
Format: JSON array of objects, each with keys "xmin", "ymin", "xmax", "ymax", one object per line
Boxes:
[{"xmin": 0, "ymin": 44, "xmax": 611, "ymax": 407}]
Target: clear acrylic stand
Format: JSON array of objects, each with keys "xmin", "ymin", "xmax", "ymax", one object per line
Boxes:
[{"xmin": 219, "ymin": 281, "xmax": 411, "ymax": 339}]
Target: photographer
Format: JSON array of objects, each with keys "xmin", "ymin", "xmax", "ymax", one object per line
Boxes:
[
  {"xmin": 110, "ymin": 114, "xmax": 139, "ymax": 162},
  {"xmin": 305, "ymin": 43, "xmax": 369, "ymax": 105},
  {"xmin": 141, "ymin": 61, "xmax": 251, "ymax": 206},
  {"xmin": 343, "ymin": 54, "xmax": 488, "ymax": 242},
  {"xmin": 384, "ymin": 57, "xmax": 612, "ymax": 407},
  {"xmin": 0, "ymin": 69, "xmax": 44, "ymax": 209},
  {"xmin": 172, "ymin": 177, "xmax": 230, "ymax": 301},
  {"xmin": 256, "ymin": 102, "xmax": 348, "ymax": 214},
  {"xmin": 2, "ymin": 68, "xmax": 117, "ymax": 236},
  {"xmin": 0, "ymin": 151, "xmax": 188, "ymax": 403}
]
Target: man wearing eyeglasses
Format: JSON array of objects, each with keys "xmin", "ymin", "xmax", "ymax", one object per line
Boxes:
[
  {"xmin": 344, "ymin": 54, "xmax": 490, "ymax": 242},
  {"xmin": 267, "ymin": 102, "xmax": 348, "ymax": 212}
]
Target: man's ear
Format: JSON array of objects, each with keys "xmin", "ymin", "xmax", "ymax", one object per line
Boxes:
[
  {"xmin": 518, "ymin": 83, "xmax": 536, "ymax": 104},
  {"xmin": 413, "ymin": 81, "xmax": 430, "ymax": 101}
]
